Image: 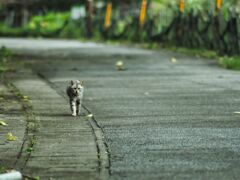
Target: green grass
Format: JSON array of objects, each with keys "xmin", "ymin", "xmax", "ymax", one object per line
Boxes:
[
  {"xmin": 0, "ymin": 63, "xmax": 9, "ymax": 73},
  {"xmin": 0, "ymin": 166, "xmax": 6, "ymax": 173},
  {"xmin": 168, "ymin": 47, "xmax": 219, "ymax": 59},
  {"xmin": 168, "ymin": 47, "xmax": 240, "ymax": 71},
  {"xmin": 140, "ymin": 44, "xmax": 240, "ymax": 71},
  {"xmin": 219, "ymin": 56, "xmax": 240, "ymax": 70},
  {"xmin": 0, "ymin": 46, "xmax": 14, "ymax": 73}
]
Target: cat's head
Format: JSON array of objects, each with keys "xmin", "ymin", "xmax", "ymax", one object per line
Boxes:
[{"xmin": 70, "ymin": 80, "xmax": 84, "ymax": 96}]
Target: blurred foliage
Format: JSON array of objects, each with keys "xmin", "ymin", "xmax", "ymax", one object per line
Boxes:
[
  {"xmin": 59, "ymin": 20, "xmax": 83, "ymax": 39},
  {"xmin": 27, "ymin": 12, "xmax": 70, "ymax": 36},
  {"xmin": 0, "ymin": 46, "xmax": 12, "ymax": 73},
  {"xmin": 170, "ymin": 47, "xmax": 218, "ymax": 59},
  {"xmin": 0, "ymin": 46, "xmax": 12, "ymax": 60},
  {"xmin": 0, "ymin": 12, "xmax": 69, "ymax": 37},
  {"xmin": 0, "ymin": 0, "xmax": 239, "ymax": 61},
  {"xmin": 0, "ymin": 24, "xmax": 26, "ymax": 37},
  {"xmin": 219, "ymin": 56, "xmax": 240, "ymax": 70}
]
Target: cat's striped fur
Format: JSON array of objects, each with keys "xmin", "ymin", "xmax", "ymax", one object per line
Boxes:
[{"xmin": 66, "ymin": 80, "xmax": 84, "ymax": 116}]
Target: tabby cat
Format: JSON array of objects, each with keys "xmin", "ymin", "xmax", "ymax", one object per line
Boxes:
[{"xmin": 66, "ymin": 80, "xmax": 84, "ymax": 116}]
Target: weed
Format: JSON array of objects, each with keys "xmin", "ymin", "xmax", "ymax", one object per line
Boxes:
[
  {"xmin": 219, "ymin": 56, "xmax": 240, "ymax": 70},
  {"xmin": 0, "ymin": 166, "xmax": 6, "ymax": 173}
]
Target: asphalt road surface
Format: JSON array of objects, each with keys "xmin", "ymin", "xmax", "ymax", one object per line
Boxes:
[{"xmin": 1, "ymin": 38, "xmax": 240, "ymax": 180}]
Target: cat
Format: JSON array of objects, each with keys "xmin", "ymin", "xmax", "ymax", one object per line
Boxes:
[{"xmin": 66, "ymin": 80, "xmax": 84, "ymax": 116}]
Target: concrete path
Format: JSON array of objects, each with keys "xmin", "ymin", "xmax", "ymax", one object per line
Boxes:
[
  {"xmin": 1, "ymin": 69, "xmax": 108, "ymax": 179},
  {"xmin": 33, "ymin": 51, "xmax": 240, "ymax": 180},
  {"xmin": 1, "ymin": 38, "xmax": 240, "ymax": 179}
]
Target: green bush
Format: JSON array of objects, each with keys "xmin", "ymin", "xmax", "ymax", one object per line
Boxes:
[
  {"xmin": 27, "ymin": 12, "xmax": 70, "ymax": 36},
  {"xmin": 219, "ymin": 56, "xmax": 240, "ymax": 70},
  {"xmin": 0, "ymin": 12, "xmax": 70, "ymax": 37},
  {"xmin": 0, "ymin": 24, "xmax": 26, "ymax": 37},
  {"xmin": 59, "ymin": 20, "xmax": 83, "ymax": 39}
]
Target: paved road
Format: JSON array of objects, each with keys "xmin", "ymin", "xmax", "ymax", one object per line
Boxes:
[{"xmin": 1, "ymin": 38, "xmax": 240, "ymax": 179}]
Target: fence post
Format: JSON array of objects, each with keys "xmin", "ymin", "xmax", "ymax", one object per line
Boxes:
[
  {"xmin": 179, "ymin": 0, "xmax": 185, "ymax": 13},
  {"xmin": 104, "ymin": 2, "xmax": 112, "ymax": 29},
  {"xmin": 216, "ymin": 0, "xmax": 222, "ymax": 11},
  {"xmin": 139, "ymin": 0, "xmax": 147, "ymax": 27}
]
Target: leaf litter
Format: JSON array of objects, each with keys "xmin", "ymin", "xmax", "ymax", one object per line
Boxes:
[
  {"xmin": 6, "ymin": 133, "xmax": 17, "ymax": 141},
  {"xmin": 0, "ymin": 120, "xmax": 8, "ymax": 126}
]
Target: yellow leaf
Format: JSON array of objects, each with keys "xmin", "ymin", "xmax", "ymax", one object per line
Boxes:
[
  {"xmin": 23, "ymin": 96, "xmax": 29, "ymax": 100},
  {"xmin": 22, "ymin": 96, "xmax": 29, "ymax": 102},
  {"xmin": 0, "ymin": 120, "xmax": 8, "ymax": 126},
  {"xmin": 116, "ymin": 61, "xmax": 123, "ymax": 66},
  {"xmin": 7, "ymin": 133, "xmax": 17, "ymax": 141},
  {"xmin": 116, "ymin": 61, "xmax": 125, "ymax": 71},
  {"xmin": 171, "ymin": 58, "xmax": 178, "ymax": 63}
]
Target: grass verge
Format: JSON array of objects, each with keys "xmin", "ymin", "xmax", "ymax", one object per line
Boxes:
[
  {"xmin": 140, "ymin": 43, "xmax": 240, "ymax": 71},
  {"xmin": 218, "ymin": 56, "xmax": 240, "ymax": 70},
  {"xmin": 0, "ymin": 46, "xmax": 15, "ymax": 73}
]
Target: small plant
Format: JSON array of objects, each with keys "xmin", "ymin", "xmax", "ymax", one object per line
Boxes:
[
  {"xmin": 219, "ymin": 56, "xmax": 240, "ymax": 70},
  {"xmin": 26, "ymin": 147, "xmax": 34, "ymax": 154},
  {"xmin": 0, "ymin": 166, "xmax": 6, "ymax": 173},
  {"xmin": 0, "ymin": 46, "xmax": 12, "ymax": 60},
  {"xmin": 0, "ymin": 46, "xmax": 13, "ymax": 73}
]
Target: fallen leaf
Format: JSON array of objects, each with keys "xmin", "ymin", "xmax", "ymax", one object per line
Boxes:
[
  {"xmin": 0, "ymin": 120, "xmax": 8, "ymax": 126},
  {"xmin": 116, "ymin": 61, "xmax": 125, "ymax": 71},
  {"xmin": 22, "ymin": 96, "xmax": 29, "ymax": 101},
  {"xmin": 171, "ymin": 57, "xmax": 178, "ymax": 63},
  {"xmin": 86, "ymin": 114, "xmax": 93, "ymax": 118},
  {"xmin": 116, "ymin": 61, "xmax": 123, "ymax": 66},
  {"xmin": 7, "ymin": 133, "xmax": 17, "ymax": 141}
]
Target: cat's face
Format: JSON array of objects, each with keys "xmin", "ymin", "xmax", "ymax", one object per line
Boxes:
[{"xmin": 70, "ymin": 80, "xmax": 84, "ymax": 96}]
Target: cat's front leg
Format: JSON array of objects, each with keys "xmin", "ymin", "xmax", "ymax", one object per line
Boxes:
[
  {"xmin": 76, "ymin": 99, "xmax": 82, "ymax": 116},
  {"xmin": 70, "ymin": 100, "xmax": 77, "ymax": 116}
]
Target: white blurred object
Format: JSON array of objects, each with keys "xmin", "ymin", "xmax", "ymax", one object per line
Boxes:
[
  {"xmin": 0, "ymin": 171, "xmax": 22, "ymax": 180},
  {"xmin": 96, "ymin": 2, "xmax": 104, "ymax": 9},
  {"xmin": 234, "ymin": 112, "xmax": 240, "ymax": 114},
  {"xmin": 71, "ymin": 6, "xmax": 86, "ymax": 20},
  {"xmin": 171, "ymin": 58, "xmax": 178, "ymax": 64}
]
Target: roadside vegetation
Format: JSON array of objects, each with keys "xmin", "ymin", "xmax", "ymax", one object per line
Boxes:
[
  {"xmin": 0, "ymin": 0, "xmax": 239, "ymax": 70},
  {"xmin": 0, "ymin": 46, "xmax": 13, "ymax": 73},
  {"xmin": 219, "ymin": 56, "xmax": 240, "ymax": 70},
  {"xmin": 172, "ymin": 48, "xmax": 240, "ymax": 71}
]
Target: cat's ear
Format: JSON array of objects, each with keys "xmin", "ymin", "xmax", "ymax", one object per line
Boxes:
[
  {"xmin": 80, "ymin": 80, "xmax": 84, "ymax": 85},
  {"xmin": 70, "ymin": 80, "xmax": 74, "ymax": 85}
]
